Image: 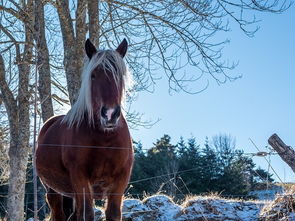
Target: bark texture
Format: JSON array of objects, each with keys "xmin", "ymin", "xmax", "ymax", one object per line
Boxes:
[
  {"xmin": 87, "ymin": 0, "xmax": 99, "ymax": 46},
  {"xmin": 268, "ymin": 133, "xmax": 295, "ymax": 173},
  {"xmin": 56, "ymin": 0, "xmax": 86, "ymax": 104},
  {"xmin": 0, "ymin": 50, "xmax": 30, "ymax": 221},
  {"xmin": 34, "ymin": 0, "xmax": 54, "ymax": 122},
  {"xmin": 0, "ymin": 1, "xmax": 33, "ymax": 219}
]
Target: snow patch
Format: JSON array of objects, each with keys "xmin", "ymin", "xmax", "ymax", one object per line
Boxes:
[
  {"xmin": 94, "ymin": 207, "xmax": 104, "ymax": 220},
  {"xmin": 123, "ymin": 195, "xmax": 181, "ymax": 221},
  {"xmin": 26, "ymin": 191, "xmax": 295, "ymax": 221},
  {"xmin": 175, "ymin": 196, "xmax": 265, "ymax": 221},
  {"xmin": 123, "ymin": 198, "xmax": 150, "ymax": 221},
  {"xmin": 142, "ymin": 195, "xmax": 182, "ymax": 220}
]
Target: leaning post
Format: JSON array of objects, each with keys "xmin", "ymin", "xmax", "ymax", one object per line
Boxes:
[{"xmin": 268, "ymin": 133, "xmax": 295, "ymax": 173}]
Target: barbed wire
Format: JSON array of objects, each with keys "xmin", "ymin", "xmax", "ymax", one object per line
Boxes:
[
  {"xmin": 0, "ymin": 162, "xmax": 292, "ymax": 197},
  {"xmin": 1, "ymin": 192, "xmax": 294, "ymax": 200},
  {"xmin": 37, "ymin": 143, "xmax": 288, "ymax": 157},
  {"xmin": 38, "ymin": 143, "xmax": 132, "ymax": 150},
  {"xmin": 0, "ymin": 145, "xmax": 290, "ymax": 196},
  {"xmin": 249, "ymin": 138, "xmax": 284, "ymax": 183}
]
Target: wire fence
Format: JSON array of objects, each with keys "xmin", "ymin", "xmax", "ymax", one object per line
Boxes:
[
  {"xmin": 0, "ymin": 142, "xmax": 291, "ymax": 196},
  {"xmin": 0, "ymin": 140, "xmax": 293, "ymax": 220},
  {"xmin": 0, "ymin": 151, "xmax": 291, "ymax": 198},
  {"xmin": 37, "ymin": 143, "xmax": 292, "ymax": 157}
]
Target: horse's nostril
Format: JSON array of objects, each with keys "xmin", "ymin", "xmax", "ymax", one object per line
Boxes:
[
  {"xmin": 112, "ymin": 106, "xmax": 121, "ymax": 120},
  {"xmin": 101, "ymin": 106, "xmax": 107, "ymax": 119},
  {"xmin": 101, "ymin": 106, "xmax": 121, "ymax": 124}
]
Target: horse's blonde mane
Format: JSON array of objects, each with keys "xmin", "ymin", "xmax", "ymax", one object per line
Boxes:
[{"xmin": 62, "ymin": 50, "xmax": 131, "ymax": 128}]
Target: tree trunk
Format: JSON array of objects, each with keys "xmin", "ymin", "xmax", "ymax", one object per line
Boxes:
[
  {"xmin": 56, "ymin": 0, "xmax": 86, "ymax": 105},
  {"xmin": 0, "ymin": 0, "xmax": 33, "ymax": 218},
  {"xmin": 268, "ymin": 133, "xmax": 295, "ymax": 173},
  {"xmin": 87, "ymin": 0, "xmax": 99, "ymax": 46},
  {"xmin": 7, "ymin": 141, "xmax": 29, "ymax": 221},
  {"xmin": 34, "ymin": 0, "xmax": 54, "ymax": 122},
  {"xmin": 0, "ymin": 51, "xmax": 31, "ymax": 221}
]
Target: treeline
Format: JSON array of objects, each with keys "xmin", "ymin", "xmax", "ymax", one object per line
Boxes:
[{"xmin": 129, "ymin": 134, "xmax": 273, "ymax": 198}]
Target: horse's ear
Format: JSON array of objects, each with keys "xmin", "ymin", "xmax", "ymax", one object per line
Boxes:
[
  {"xmin": 85, "ymin": 39, "xmax": 97, "ymax": 59},
  {"xmin": 116, "ymin": 38, "xmax": 128, "ymax": 58}
]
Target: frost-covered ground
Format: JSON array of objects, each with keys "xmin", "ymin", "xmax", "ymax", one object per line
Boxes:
[
  {"xmin": 27, "ymin": 191, "xmax": 295, "ymax": 220},
  {"xmin": 93, "ymin": 192, "xmax": 295, "ymax": 221},
  {"xmin": 94, "ymin": 194, "xmax": 269, "ymax": 221}
]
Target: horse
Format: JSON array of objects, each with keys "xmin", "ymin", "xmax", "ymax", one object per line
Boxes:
[{"xmin": 36, "ymin": 39, "xmax": 134, "ymax": 221}]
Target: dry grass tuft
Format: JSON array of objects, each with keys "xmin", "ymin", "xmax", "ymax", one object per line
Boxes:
[{"xmin": 260, "ymin": 187, "xmax": 295, "ymax": 221}]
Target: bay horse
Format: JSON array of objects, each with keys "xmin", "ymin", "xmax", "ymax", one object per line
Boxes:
[{"xmin": 36, "ymin": 39, "xmax": 134, "ymax": 221}]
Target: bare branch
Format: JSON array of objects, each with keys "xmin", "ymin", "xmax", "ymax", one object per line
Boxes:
[{"xmin": 0, "ymin": 54, "xmax": 17, "ymax": 122}]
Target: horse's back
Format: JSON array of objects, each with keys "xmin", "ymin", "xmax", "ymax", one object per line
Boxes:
[{"xmin": 38, "ymin": 115, "xmax": 64, "ymax": 141}]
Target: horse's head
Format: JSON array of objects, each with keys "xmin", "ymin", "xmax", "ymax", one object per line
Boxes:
[
  {"xmin": 85, "ymin": 39, "xmax": 128, "ymax": 131},
  {"xmin": 63, "ymin": 39, "xmax": 129, "ymax": 130}
]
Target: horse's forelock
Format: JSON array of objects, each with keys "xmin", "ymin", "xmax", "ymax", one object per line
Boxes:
[{"xmin": 63, "ymin": 50, "xmax": 131, "ymax": 128}]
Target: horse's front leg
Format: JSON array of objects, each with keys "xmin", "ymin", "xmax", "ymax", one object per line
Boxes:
[
  {"xmin": 105, "ymin": 177, "xmax": 129, "ymax": 221},
  {"xmin": 45, "ymin": 188, "xmax": 66, "ymax": 221},
  {"xmin": 105, "ymin": 194, "xmax": 124, "ymax": 221},
  {"xmin": 70, "ymin": 172, "xmax": 94, "ymax": 221}
]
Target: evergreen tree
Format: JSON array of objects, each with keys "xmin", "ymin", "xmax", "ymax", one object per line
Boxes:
[
  {"xmin": 127, "ymin": 134, "xmax": 274, "ymax": 199},
  {"xmin": 251, "ymin": 167, "xmax": 274, "ymax": 189},
  {"xmin": 177, "ymin": 136, "xmax": 186, "ymax": 157},
  {"xmin": 215, "ymin": 151, "xmax": 254, "ymax": 195},
  {"xmin": 199, "ymin": 137, "xmax": 220, "ymax": 192},
  {"xmin": 129, "ymin": 141, "xmax": 149, "ymax": 195},
  {"xmin": 146, "ymin": 135, "xmax": 178, "ymax": 194},
  {"xmin": 177, "ymin": 137, "xmax": 202, "ymax": 193}
]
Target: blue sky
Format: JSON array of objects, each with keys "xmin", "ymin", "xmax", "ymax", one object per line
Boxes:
[{"xmin": 131, "ymin": 7, "xmax": 295, "ymax": 182}]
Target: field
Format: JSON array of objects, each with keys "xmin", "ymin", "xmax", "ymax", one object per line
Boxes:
[{"xmin": 91, "ymin": 190, "xmax": 294, "ymax": 221}]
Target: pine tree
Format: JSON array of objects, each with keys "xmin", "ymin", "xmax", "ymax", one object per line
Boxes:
[
  {"xmin": 177, "ymin": 136, "xmax": 202, "ymax": 194},
  {"xmin": 199, "ymin": 137, "xmax": 220, "ymax": 193},
  {"xmin": 129, "ymin": 141, "xmax": 149, "ymax": 195},
  {"xmin": 146, "ymin": 135, "xmax": 178, "ymax": 194}
]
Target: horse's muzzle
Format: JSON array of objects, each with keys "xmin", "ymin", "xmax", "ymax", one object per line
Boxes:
[{"xmin": 100, "ymin": 105, "xmax": 121, "ymax": 129}]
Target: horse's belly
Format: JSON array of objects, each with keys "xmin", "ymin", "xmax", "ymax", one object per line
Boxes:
[{"xmin": 38, "ymin": 167, "xmax": 73, "ymax": 196}]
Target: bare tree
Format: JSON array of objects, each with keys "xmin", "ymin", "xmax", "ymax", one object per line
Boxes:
[
  {"xmin": 159, "ymin": 160, "xmax": 179, "ymax": 196},
  {"xmin": 212, "ymin": 134, "xmax": 236, "ymax": 168},
  {"xmin": 0, "ymin": 0, "xmax": 291, "ymax": 219},
  {"xmin": 35, "ymin": 0, "xmax": 289, "ymax": 104},
  {"xmin": 0, "ymin": 125, "xmax": 9, "ymax": 185},
  {"xmin": 54, "ymin": 0, "xmax": 87, "ymax": 104},
  {"xmin": 58, "ymin": 0, "xmax": 290, "ymax": 96},
  {"xmin": 34, "ymin": 0, "xmax": 54, "ymax": 122},
  {"xmin": 0, "ymin": 0, "xmax": 33, "ymax": 219}
]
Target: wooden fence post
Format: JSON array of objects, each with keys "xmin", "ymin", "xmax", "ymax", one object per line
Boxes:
[{"xmin": 268, "ymin": 133, "xmax": 295, "ymax": 173}]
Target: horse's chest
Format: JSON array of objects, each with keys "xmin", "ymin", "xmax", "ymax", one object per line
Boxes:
[
  {"xmin": 92, "ymin": 180, "xmax": 110, "ymax": 199},
  {"xmin": 90, "ymin": 170, "xmax": 118, "ymax": 199},
  {"xmin": 90, "ymin": 158, "xmax": 126, "ymax": 198}
]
